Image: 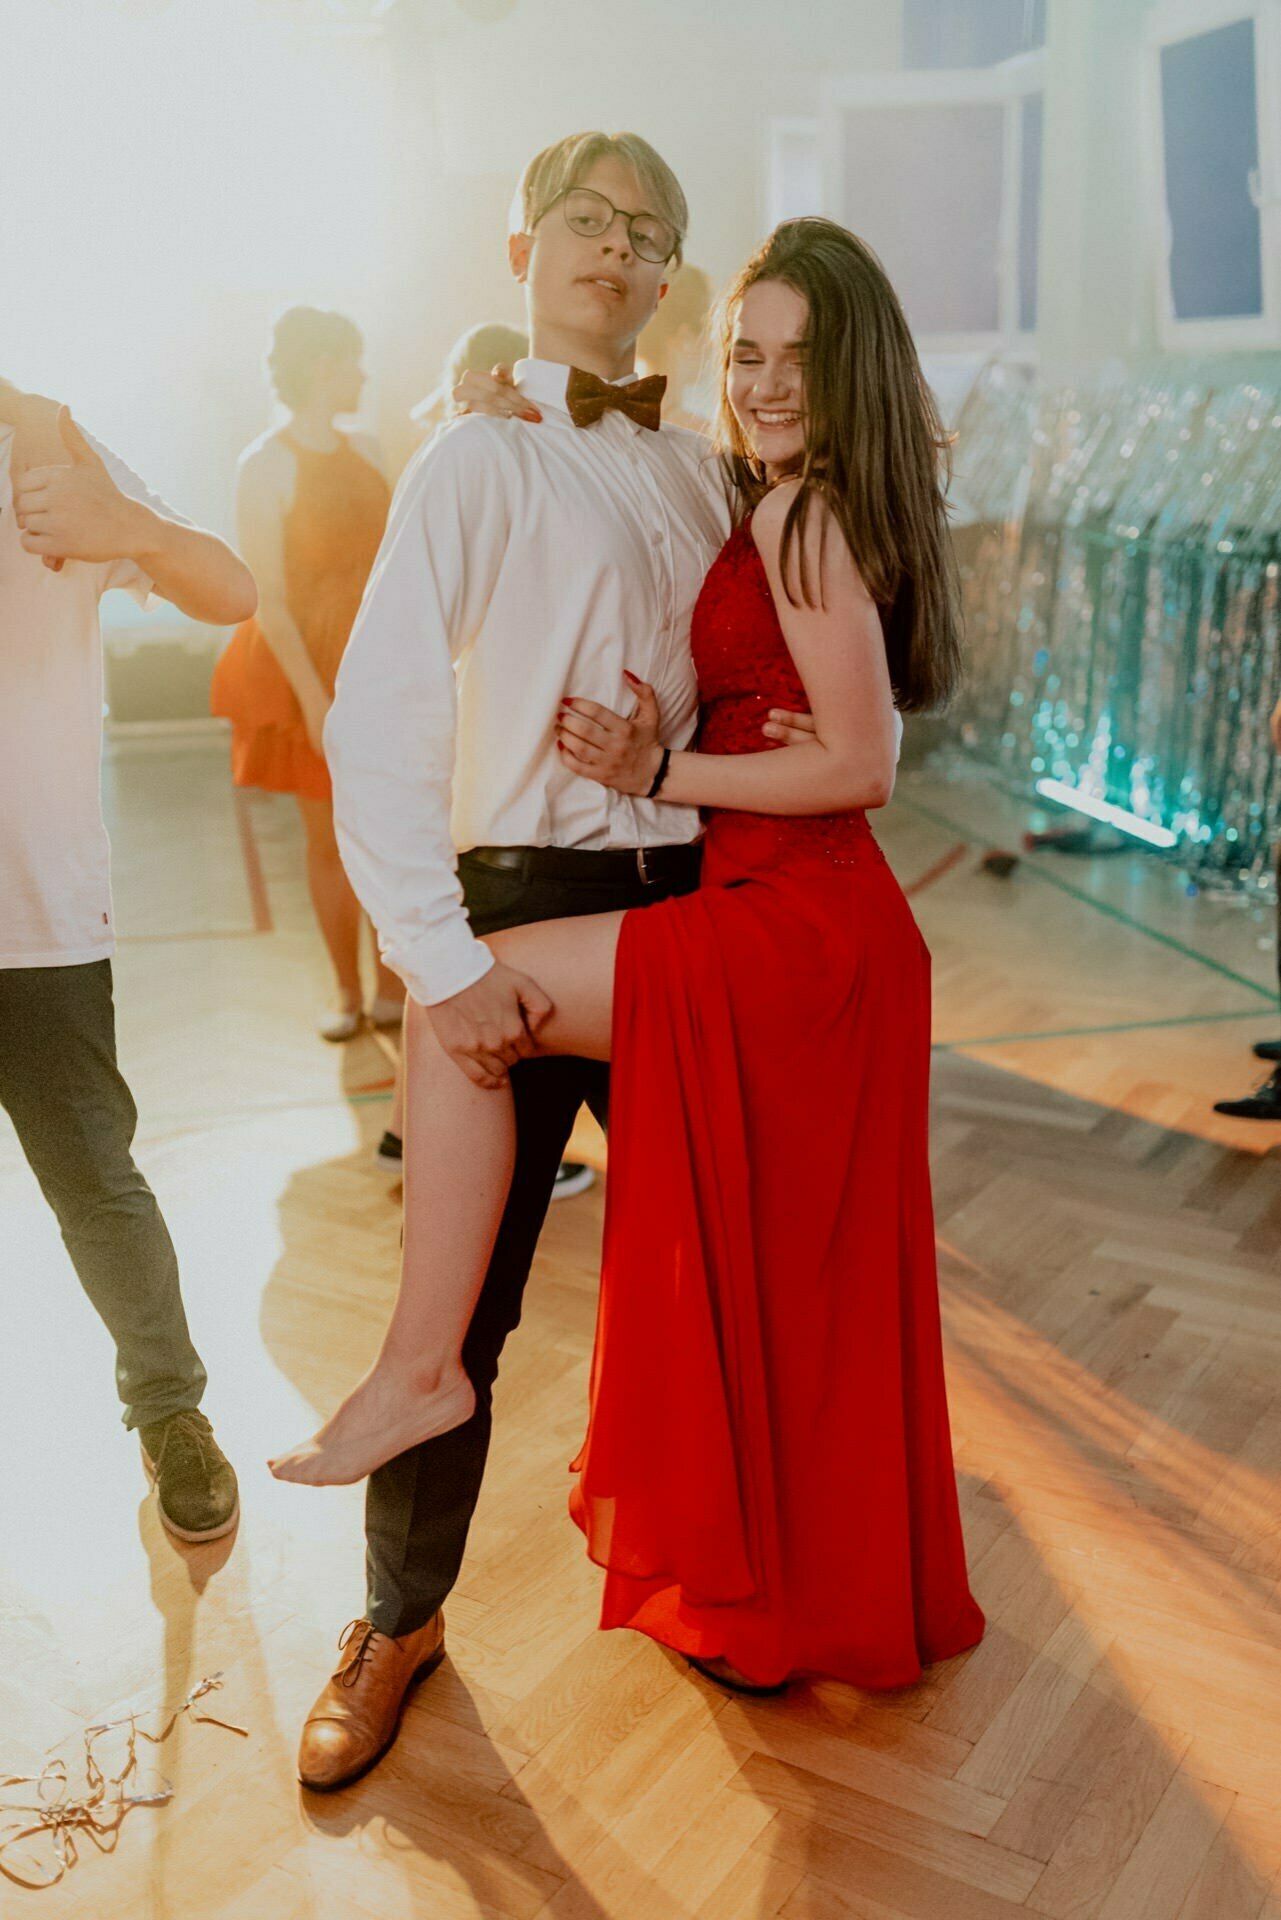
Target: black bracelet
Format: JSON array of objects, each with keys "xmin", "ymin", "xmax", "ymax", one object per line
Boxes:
[{"xmin": 646, "ymin": 746, "xmax": 672, "ymax": 800}]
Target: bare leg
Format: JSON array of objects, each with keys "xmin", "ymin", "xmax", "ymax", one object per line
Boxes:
[
  {"xmin": 269, "ymin": 909, "xmax": 625, "ymax": 1484},
  {"xmin": 369, "ymin": 918, "xmax": 406, "ymax": 1019},
  {"xmin": 297, "ymin": 795, "xmax": 363, "ymax": 1014}
]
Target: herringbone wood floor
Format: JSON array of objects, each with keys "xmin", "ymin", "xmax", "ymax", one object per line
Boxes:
[{"xmin": 0, "ymin": 738, "xmax": 1277, "ymax": 1918}]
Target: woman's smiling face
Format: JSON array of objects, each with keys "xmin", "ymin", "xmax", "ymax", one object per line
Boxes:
[{"xmin": 726, "ymin": 279, "xmax": 809, "ymax": 473}]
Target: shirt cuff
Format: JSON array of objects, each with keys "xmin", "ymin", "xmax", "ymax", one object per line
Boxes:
[{"xmin": 396, "ymin": 921, "xmax": 495, "ymax": 1009}]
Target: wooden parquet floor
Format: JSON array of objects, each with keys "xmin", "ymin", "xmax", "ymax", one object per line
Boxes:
[{"xmin": 0, "ymin": 738, "xmax": 1278, "ymax": 1918}]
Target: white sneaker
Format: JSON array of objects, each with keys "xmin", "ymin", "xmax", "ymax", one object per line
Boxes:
[
  {"xmin": 368, "ymin": 996, "xmax": 406, "ymax": 1029},
  {"xmin": 551, "ymin": 1161, "xmax": 595, "ymax": 1201},
  {"xmin": 318, "ymin": 1006, "xmax": 363, "ymax": 1043}
]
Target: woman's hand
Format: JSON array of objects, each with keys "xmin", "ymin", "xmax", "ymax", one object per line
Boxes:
[
  {"xmin": 556, "ymin": 673, "xmax": 664, "ymax": 796},
  {"xmin": 556, "ymin": 673, "xmax": 824, "ymax": 794},
  {"xmin": 764, "ymin": 708, "xmax": 817, "ymax": 745},
  {"xmin": 452, "ymin": 365, "xmax": 542, "ymax": 424}
]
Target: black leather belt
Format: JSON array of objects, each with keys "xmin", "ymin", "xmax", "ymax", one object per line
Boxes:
[{"xmin": 464, "ymin": 843, "xmax": 702, "ymax": 887}]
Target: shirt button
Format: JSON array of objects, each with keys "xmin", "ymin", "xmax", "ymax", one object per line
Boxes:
[{"xmin": 650, "ymin": 530, "xmax": 663, "ymax": 547}]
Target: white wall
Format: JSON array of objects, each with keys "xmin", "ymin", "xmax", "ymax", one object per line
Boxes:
[{"xmin": 2, "ymin": 0, "xmax": 903, "ymax": 572}]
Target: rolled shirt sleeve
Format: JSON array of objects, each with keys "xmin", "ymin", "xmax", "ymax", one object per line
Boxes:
[{"xmin": 326, "ymin": 421, "xmax": 511, "ymax": 1007}]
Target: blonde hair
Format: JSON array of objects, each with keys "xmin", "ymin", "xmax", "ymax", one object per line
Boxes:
[{"xmin": 510, "ymin": 131, "xmax": 687, "ymax": 267}]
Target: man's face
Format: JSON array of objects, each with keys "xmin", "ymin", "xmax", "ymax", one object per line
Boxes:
[{"xmin": 511, "ymin": 156, "xmax": 672, "ymax": 352}]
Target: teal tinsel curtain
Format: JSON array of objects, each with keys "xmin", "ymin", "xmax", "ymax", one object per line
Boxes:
[{"xmin": 950, "ymin": 368, "xmax": 1281, "ymax": 895}]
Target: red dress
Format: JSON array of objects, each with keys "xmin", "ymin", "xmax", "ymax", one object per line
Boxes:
[{"xmin": 568, "ymin": 521, "xmax": 985, "ymax": 1689}]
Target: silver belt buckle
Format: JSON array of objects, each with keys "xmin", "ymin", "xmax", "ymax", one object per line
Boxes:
[{"xmin": 636, "ymin": 847, "xmax": 652, "ymax": 885}]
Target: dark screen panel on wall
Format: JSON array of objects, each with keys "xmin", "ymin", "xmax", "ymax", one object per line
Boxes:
[
  {"xmin": 1160, "ymin": 17, "xmax": 1263, "ymax": 321},
  {"xmin": 842, "ymin": 102, "xmax": 1004, "ymax": 335},
  {"xmin": 904, "ymin": 0, "xmax": 1046, "ymax": 69}
]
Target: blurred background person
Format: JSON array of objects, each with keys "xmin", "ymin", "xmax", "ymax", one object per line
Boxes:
[
  {"xmin": 212, "ymin": 307, "xmax": 402, "ymax": 1043},
  {"xmin": 409, "ymin": 321, "xmax": 532, "ymax": 444},
  {"xmin": 636, "ymin": 261, "xmax": 715, "ymax": 429}
]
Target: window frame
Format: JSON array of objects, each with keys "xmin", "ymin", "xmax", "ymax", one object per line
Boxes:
[
  {"xmin": 813, "ymin": 50, "xmax": 1047, "ymax": 357},
  {"xmin": 761, "ymin": 115, "xmax": 826, "ymax": 234},
  {"xmin": 1144, "ymin": 0, "xmax": 1281, "ymax": 351}
]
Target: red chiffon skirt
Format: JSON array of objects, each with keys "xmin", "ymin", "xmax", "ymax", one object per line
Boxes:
[{"xmin": 569, "ymin": 813, "xmax": 985, "ymax": 1689}]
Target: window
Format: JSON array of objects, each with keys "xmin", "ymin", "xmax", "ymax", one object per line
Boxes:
[
  {"xmin": 817, "ymin": 54, "xmax": 1045, "ymax": 353},
  {"xmin": 1146, "ymin": 0, "xmax": 1281, "ymax": 348},
  {"xmin": 764, "ymin": 117, "xmax": 823, "ymax": 229}
]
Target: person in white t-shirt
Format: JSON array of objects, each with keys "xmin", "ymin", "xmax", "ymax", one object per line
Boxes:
[{"xmin": 0, "ymin": 378, "xmax": 256, "ymax": 1544}]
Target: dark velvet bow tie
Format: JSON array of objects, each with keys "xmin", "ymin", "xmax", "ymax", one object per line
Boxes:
[{"xmin": 565, "ymin": 367, "xmax": 667, "ymax": 432}]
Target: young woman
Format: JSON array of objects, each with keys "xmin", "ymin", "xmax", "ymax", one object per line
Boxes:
[
  {"xmin": 272, "ymin": 219, "xmax": 986, "ymax": 1693},
  {"xmin": 212, "ymin": 307, "xmax": 403, "ymax": 1041}
]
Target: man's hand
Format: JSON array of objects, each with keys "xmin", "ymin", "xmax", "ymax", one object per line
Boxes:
[
  {"xmin": 427, "ymin": 960, "xmax": 554, "ymax": 1089},
  {"xmin": 452, "ymin": 365, "xmax": 542, "ymax": 423},
  {"xmin": 14, "ymin": 408, "xmax": 144, "ymax": 565}
]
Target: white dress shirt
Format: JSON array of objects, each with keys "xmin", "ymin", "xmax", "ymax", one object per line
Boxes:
[
  {"xmin": 327, "ymin": 359, "xmax": 734, "ymax": 1007},
  {"xmin": 0, "ymin": 427, "xmax": 179, "ymax": 968}
]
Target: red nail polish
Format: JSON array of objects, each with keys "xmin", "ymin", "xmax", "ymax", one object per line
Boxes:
[{"xmin": 622, "ymin": 670, "xmax": 639, "ymax": 684}]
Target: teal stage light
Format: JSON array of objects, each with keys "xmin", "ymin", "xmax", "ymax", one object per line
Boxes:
[{"xmin": 1033, "ymin": 778, "xmax": 1180, "ymax": 850}]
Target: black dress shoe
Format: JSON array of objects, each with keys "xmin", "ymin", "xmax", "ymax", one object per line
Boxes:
[
  {"xmin": 1214, "ymin": 1073, "xmax": 1281, "ymax": 1121},
  {"xmin": 374, "ymin": 1129, "xmax": 403, "ymax": 1170},
  {"xmin": 1253, "ymin": 1039, "xmax": 1281, "ymax": 1063}
]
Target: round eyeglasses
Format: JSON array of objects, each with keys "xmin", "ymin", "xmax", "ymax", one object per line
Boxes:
[{"xmin": 540, "ymin": 187, "xmax": 679, "ymax": 266}]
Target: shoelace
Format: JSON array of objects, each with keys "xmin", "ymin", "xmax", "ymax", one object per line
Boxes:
[
  {"xmin": 335, "ymin": 1620, "xmax": 381, "ymax": 1688},
  {"xmin": 151, "ymin": 1412, "xmax": 213, "ymax": 1475}
]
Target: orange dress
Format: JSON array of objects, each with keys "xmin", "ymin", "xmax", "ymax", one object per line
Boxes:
[{"xmin": 211, "ymin": 431, "xmax": 390, "ymax": 800}]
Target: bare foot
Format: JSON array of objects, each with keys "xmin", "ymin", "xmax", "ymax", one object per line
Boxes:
[{"xmin": 268, "ymin": 1365, "xmax": 476, "ymax": 1486}]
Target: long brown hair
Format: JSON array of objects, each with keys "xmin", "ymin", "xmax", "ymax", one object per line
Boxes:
[{"xmin": 714, "ymin": 218, "xmax": 962, "ymax": 712}]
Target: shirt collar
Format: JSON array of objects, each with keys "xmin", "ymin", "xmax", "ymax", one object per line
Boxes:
[{"xmin": 513, "ymin": 357, "xmax": 642, "ymax": 423}]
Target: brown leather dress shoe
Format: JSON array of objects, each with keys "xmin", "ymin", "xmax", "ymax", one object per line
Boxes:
[{"xmin": 298, "ymin": 1614, "xmax": 445, "ymax": 1791}]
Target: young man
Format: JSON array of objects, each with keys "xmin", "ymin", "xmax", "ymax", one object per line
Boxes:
[
  {"xmin": 296, "ymin": 130, "xmax": 742, "ymax": 1790},
  {"xmin": 0, "ymin": 380, "xmax": 255, "ymax": 1541}
]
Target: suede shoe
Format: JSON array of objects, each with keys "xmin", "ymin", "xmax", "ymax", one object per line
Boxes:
[
  {"xmin": 298, "ymin": 1614, "xmax": 446, "ymax": 1792},
  {"xmin": 139, "ymin": 1409, "xmax": 240, "ymax": 1543}
]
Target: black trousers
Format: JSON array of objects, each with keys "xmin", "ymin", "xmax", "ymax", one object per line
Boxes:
[
  {"xmin": 0, "ymin": 960, "xmax": 207, "ymax": 1428},
  {"xmin": 364, "ymin": 847, "xmax": 700, "ymax": 1635}
]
